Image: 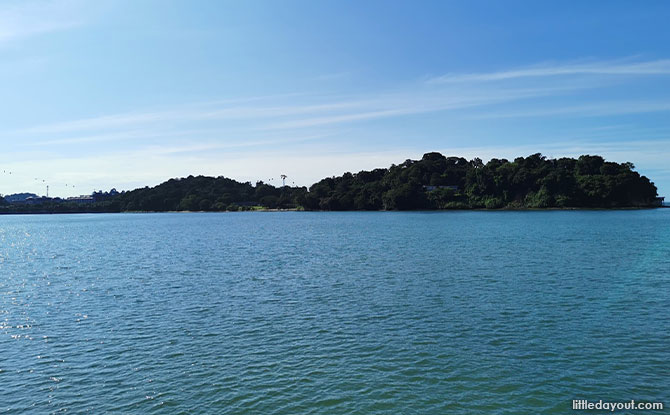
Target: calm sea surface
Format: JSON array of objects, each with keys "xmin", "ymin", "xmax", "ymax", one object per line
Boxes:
[{"xmin": 1, "ymin": 211, "xmax": 669, "ymax": 414}]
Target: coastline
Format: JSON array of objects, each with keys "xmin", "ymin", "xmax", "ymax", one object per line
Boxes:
[{"xmin": 0, "ymin": 206, "xmax": 665, "ymax": 216}]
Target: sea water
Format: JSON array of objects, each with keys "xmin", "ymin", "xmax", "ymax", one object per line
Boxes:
[{"xmin": 1, "ymin": 211, "xmax": 669, "ymax": 414}]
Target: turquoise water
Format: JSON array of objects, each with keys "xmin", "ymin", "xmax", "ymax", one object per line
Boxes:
[{"xmin": 1, "ymin": 211, "xmax": 669, "ymax": 414}]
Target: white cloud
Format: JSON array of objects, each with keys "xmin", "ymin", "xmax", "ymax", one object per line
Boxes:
[
  {"xmin": 467, "ymin": 100, "xmax": 670, "ymax": 119},
  {"xmin": 14, "ymin": 81, "xmax": 596, "ymax": 145},
  {"xmin": 0, "ymin": 1, "xmax": 89, "ymax": 44},
  {"xmin": 428, "ymin": 58, "xmax": 670, "ymax": 84},
  {"xmin": 18, "ymin": 99, "xmax": 372, "ymax": 135},
  {"xmin": 3, "ymin": 57, "xmax": 670, "ymax": 198}
]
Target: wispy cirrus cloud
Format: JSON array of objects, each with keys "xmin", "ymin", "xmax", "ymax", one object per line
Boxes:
[
  {"xmin": 262, "ymin": 84, "xmax": 593, "ymax": 130},
  {"xmin": 428, "ymin": 58, "xmax": 670, "ymax": 84},
  {"xmin": 468, "ymin": 99, "xmax": 670, "ymax": 119},
  {"xmin": 5, "ymin": 56, "xmax": 670, "ymax": 197},
  {"xmin": 0, "ymin": 0, "xmax": 90, "ymax": 44},
  {"xmin": 16, "ymin": 81, "xmax": 596, "ymax": 141},
  {"xmin": 18, "ymin": 99, "xmax": 371, "ymax": 135},
  {"xmin": 18, "ymin": 58, "xmax": 666, "ymax": 142}
]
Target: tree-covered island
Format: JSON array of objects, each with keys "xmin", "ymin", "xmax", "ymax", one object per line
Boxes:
[{"xmin": 0, "ymin": 153, "xmax": 663, "ymax": 213}]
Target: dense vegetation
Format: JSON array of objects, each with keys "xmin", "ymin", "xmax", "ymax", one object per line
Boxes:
[
  {"xmin": 302, "ymin": 153, "xmax": 659, "ymax": 210},
  {"xmin": 0, "ymin": 153, "xmax": 660, "ymax": 213},
  {"xmin": 114, "ymin": 176, "xmax": 307, "ymax": 212}
]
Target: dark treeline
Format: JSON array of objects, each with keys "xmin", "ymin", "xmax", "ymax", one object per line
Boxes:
[
  {"xmin": 303, "ymin": 153, "xmax": 659, "ymax": 210},
  {"xmin": 0, "ymin": 153, "xmax": 660, "ymax": 213},
  {"xmin": 115, "ymin": 176, "xmax": 307, "ymax": 212}
]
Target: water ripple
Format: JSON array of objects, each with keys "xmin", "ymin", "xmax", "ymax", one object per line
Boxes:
[{"xmin": 0, "ymin": 211, "xmax": 669, "ymax": 414}]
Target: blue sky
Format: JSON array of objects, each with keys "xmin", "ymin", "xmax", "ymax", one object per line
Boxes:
[{"xmin": 2, "ymin": 0, "xmax": 670, "ymax": 197}]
